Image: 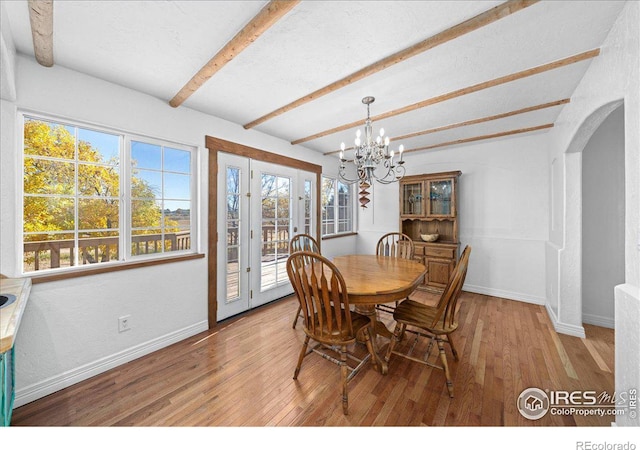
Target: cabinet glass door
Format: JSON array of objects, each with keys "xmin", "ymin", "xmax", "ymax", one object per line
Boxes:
[
  {"xmin": 428, "ymin": 179, "xmax": 453, "ymax": 216},
  {"xmin": 401, "ymin": 182, "xmax": 423, "ymax": 216}
]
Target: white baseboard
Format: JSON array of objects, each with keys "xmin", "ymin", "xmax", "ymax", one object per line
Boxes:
[
  {"xmin": 582, "ymin": 313, "xmax": 615, "ymax": 329},
  {"xmin": 14, "ymin": 321, "xmax": 208, "ymax": 408},
  {"xmin": 545, "ymin": 302, "xmax": 586, "ymax": 338},
  {"xmin": 463, "ymin": 284, "xmax": 546, "ymax": 305}
]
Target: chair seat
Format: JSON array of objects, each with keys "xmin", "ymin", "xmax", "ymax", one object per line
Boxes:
[
  {"xmin": 393, "ymin": 299, "xmax": 458, "ymax": 335},
  {"xmin": 304, "ymin": 311, "xmax": 371, "ymax": 344}
]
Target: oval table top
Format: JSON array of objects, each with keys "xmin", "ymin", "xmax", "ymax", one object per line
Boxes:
[{"xmin": 331, "ymin": 254, "xmax": 426, "ymax": 305}]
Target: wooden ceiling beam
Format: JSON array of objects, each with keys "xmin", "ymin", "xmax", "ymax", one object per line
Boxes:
[
  {"xmin": 243, "ymin": 0, "xmax": 539, "ymax": 129},
  {"xmin": 325, "ymin": 98, "xmax": 569, "ymax": 155},
  {"xmin": 294, "ymin": 48, "xmax": 599, "ymax": 146},
  {"xmin": 169, "ymin": 0, "xmax": 299, "ymax": 108},
  {"xmin": 28, "ymin": 0, "xmax": 54, "ymax": 67},
  {"xmin": 403, "ymin": 123, "xmax": 554, "ymax": 154}
]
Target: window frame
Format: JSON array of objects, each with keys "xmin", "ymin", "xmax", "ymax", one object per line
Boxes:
[
  {"xmin": 320, "ymin": 175, "xmax": 355, "ymax": 238},
  {"xmin": 19, "ymin": 111, "xmax": 201, "ymax": 279}
]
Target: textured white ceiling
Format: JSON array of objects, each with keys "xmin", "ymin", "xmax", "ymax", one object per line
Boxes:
[{"xmin": 2, "ymin": 0, "xmax": 628, "ymax": 156}]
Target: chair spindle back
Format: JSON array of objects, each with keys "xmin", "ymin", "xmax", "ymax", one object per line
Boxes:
[
  {"xmin": 286, "ymin": 251, "xmax": 356, "ymax": 341},
  {"xmin": 432, "ymin": 245, "xmax": 471, "ymax": 330},
  {"xmin": 376, "ymin": 232, "xmax": 415, "ymax": 260}
]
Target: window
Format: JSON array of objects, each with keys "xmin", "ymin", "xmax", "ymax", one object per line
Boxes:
[
  {"xmin": 129, "ymin": 140, "xmax": 193, "ymax": 257},
  {"xmin": 21, "ymin": 114, "xmax": 197, "ymax": 274},
  {"xmin": 321, "ymin": 176, "xmax": 353, "ymax": 237}
]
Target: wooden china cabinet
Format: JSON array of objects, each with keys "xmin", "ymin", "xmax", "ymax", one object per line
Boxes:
[{"xmin": 399, "ymin": 170, "xmax": 461, "ymax": 292}]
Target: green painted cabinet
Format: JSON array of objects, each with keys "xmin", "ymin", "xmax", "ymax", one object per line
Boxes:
[{"xmin": 1, "ymin": 347, "xmax": 15, "ymax": 426}]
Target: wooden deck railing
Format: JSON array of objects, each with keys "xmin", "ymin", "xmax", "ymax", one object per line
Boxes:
[
  {"xmin": 226, "ymin": 225, "xmax": 289, "ymax": 246},
  {"xmin": 226, "ymin": 225, "xmax": 289, "ymax": 262},
  {"xmin": 23, "ymin": 231, "xmax": 191, "ymax": 272}
]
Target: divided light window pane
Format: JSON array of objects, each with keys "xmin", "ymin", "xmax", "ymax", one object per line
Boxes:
[
  {"xmin": 321, "ymin": 176, "xmax": 353, "ymax": 237},
  {"xmin": 130, "ymin": 140, "xmax": 192, "ymax": 256},
  {"xmin": 23, "ymin": 117, "xmax": 120, "ymax": 272},
  {"xmin": 22, "ymin": 114, "xmax": 197, "ymax": 274}
]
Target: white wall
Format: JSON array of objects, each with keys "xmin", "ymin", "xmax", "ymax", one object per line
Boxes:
[
  {"xmin": 545, "ymin": 1, "xmax": 639, "ymax": 426},
  {"xmin": 320, "ymin": 235, "xmax": 357, "ymax": 257},
  {"xmin": 0, "ymin": 2, "xmax": 16, "ymax": 102},
  {"xmin": 0, "ymin": 55, "xmax": 341, "ymax": 407},
  {"xmin": 582, "ymin": 105, "xmax": 625, "ymax": 328},
  {"xmin": 357, "ymin": 131, "xmax": 550, "ymax": 305},
  {"xmin": 356, "ymin": 182, "xmax": 400, "ymax": 255}
]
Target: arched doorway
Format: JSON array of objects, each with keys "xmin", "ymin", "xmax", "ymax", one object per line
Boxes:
[
  {"xmin": 581, "ymin": 105, "xmax": 625, "ymax": 328},
  {"xmin": 557, "ymin": 100, "xmax": 624, "ymax": 335}
]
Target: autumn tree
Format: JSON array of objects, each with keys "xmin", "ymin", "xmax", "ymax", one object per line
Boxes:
[{"xmin": 23, "ymin": 120, "xmax": 177, "ymax": 267}]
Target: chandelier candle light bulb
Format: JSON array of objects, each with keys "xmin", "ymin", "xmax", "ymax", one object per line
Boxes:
[{"xmin": 338, "ymin": 96, "xmax": 406, "ymax": 208}]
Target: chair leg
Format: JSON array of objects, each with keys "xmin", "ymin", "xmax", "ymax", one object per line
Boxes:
[
  {"xmin": 447, "ymin": 334, "xmax": 459, "ymax": 361},
  {"xmin": 398, "ymin": 299, "xmax": 408, "ymax": 340},
  {"xmin": 294, "ymin": 335, "xmax": 310, "ymax": 379},
  {"xmin": 292, "ymin": 305, "xmax": 302, "ymax": 329},
  {"xmin": 340, "ymin": 345, "xmax": 349, "ymax": 415},
  {"xmin": 385, "ymin": 323, "xmax": 404, "ymax": 363},
  {"xmin": 437, "ymin": 338, "xmax": 454, "ymax": 398}
]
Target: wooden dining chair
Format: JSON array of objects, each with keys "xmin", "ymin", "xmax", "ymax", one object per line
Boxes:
[
  {"xmin": 384, "ymin": 245, "xmax": 471, "ymax": 398},
  {"xmin": 289, "ymin": 233, "xmax": 320, "ymax": 329},
  {"xmin": 376, "ymin": 232, "xmax": 415, "ymax": 260},
  {"xmin": 375, "ymin": 232, "xmax": 416, "ymax": 314},
  {"xmin": 286, "ymin": 251, "xmax": 377, "ymax": 415}
]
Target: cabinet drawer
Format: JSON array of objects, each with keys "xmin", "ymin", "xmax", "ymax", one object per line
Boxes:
[{"xmin": 424, "ymin": 246, "xmax": 455, "ymax": 259}]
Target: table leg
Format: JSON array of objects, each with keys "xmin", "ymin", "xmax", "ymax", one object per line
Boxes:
[{"xmin": 354, "ymin": 304, "xmax": 389, "ymax": 375}]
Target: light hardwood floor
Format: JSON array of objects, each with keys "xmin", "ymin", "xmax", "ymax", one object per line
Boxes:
[{"xmin": 11, "ymin": 290, "xmax": 615, "ymax": 426}]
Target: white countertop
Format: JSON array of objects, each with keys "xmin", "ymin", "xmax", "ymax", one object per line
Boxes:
[{"xmin": 0, "ymin": 277, "xmax": 32, "ymax": 354}]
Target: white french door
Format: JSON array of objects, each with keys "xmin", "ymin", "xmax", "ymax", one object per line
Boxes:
[
  {"xmin": 217, "ymin": 152, "xmax": 250, "ymax": 319},
  {"xmin": 217, "ymin": 152, "xmax": 316, "ymax": 320}
]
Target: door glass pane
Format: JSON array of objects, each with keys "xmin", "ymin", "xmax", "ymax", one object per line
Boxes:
[
  {"xmin": 429, "ymin": 180, "xmax": 452, "ymax": 215},
  {"xmin": 402, "ymin": 182, "xmax": 422, "ymax": 215},
  {"xmin": 226, "ymin": 167, "xmax": 241, "ymax": 301},
  {"xmin": 261, "ymin": 174, "xmax": 291, "ymax": 291}
]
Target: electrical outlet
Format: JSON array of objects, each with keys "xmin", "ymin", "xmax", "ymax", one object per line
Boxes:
[{"xmin": 118, "ymin": 315, "xmax": 131, "ymax": 333}]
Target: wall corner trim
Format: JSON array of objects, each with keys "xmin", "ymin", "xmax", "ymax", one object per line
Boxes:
[{"xmin": 545, "ymin": 302, "xmax": 586, "ymax": 338}]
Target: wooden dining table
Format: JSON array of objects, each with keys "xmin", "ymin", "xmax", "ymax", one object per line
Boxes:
[{"xmin": 330, "ymin": 254, "xmax": 427, "ymax": 374}]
